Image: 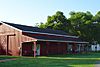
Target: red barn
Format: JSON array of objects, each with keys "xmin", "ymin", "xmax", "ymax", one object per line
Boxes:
[{"xmin": 0, "ymin": 22, "xmax": 88, "ymax": 57}]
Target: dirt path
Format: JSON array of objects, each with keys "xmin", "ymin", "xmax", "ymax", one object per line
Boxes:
[
  {"xmin": 0, "ymin": 58, "xmax": 16, "ymax": 62},
  {"xmin": 95, "ymin": 61, "xmax": 100, "ymax": 67}
]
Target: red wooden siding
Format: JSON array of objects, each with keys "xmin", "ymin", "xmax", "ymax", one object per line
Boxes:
[
  {"xmin": 21, "ymin": 34, "xmax": 37, "ymax": 43},
  {"xmin": 37, "ymin": 41, "xmax": 47, "ymax": 56},
  {"xmin": 22, "ymin": 42, "xmax": 33, "ymax": 56},
  {"xmin": 0, "ymin": 23, "xmax": 38, "ymax": 56},
  {"xmin": 0, "ymin": 24, "xmax": 22, "ymax": 56},
  {"xmin": 0, "ymin": 35, "xmax": 7, "ymax": 55},
  {"xmin": 37, "ymin": 41, "xmax": 67, "ymax": 56},
  {"xmin": 47, "ymin": 42, "xmax": 67, "ymax": 55}
]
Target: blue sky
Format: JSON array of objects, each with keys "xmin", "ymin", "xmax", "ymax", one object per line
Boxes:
[{"xmin": 0, "ymin": 0, "xmax": 99, "ymax": 26}]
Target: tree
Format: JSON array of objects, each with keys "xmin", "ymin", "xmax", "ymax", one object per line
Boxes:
[
  {"xmin": 39, "ymin": 22, "xmax": 46, "ymax": 28},
  {"xmin": 92, "ymin": 11, "xmax": 100, "ymax": 23},
  {"xmin": 68, "ymin": 11, "xmax": 94, "ymax": 42},
  {"xmin": 91, "ymin": 11, "xmax": 100, "ymax": 43},
  {"xmin": 39, "ymin": 11, "xmax": 70, "ymax": 32},
  {"xmin": 39, "ymin": 11, "xmax": 100, "ymax": 43}
]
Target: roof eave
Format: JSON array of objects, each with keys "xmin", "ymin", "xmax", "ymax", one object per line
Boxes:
[
  {"xmin": 23, "ymin": 31, "xmax": 79, "ymax": 38},
  {"xmin": 37, "ymin": 39, "xmax": 89, "ymax": 44}
]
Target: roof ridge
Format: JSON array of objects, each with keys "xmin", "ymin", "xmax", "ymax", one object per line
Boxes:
[{"xmin": 2, "ymin": 21, "xmax": 37, "ymax": 28}]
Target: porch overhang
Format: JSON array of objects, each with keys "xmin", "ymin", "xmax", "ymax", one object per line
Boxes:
[
  {"xmin": 22, "ymin": 39, "xmax": 89, "ymax": 44},
  {"xmin": 36, "ymin": 39, "xmax": 89, "ymax": 44},
  {"xmin": 22, "ymin": 32, "xmax": 89, "ymax": 44}
]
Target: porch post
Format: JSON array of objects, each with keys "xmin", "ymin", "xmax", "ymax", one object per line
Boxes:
[{"xmin": 33, "ymin": 42, "xmax": 36, "ymax": 58}]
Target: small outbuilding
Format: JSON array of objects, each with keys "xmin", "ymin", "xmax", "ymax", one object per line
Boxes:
[{"xmin": 0, "ymin": 22, "xmax": 88, "ymax": 57}]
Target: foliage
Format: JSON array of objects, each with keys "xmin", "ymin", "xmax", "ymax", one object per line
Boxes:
[
  {"xmin": 69, "ymin": 11, "xmax": 93, "ymax": 42},
  {"xmin": 39, "ymin": 11, "xmax": 70, "ymax": 32},
  {"xmin": 39, "ymin": 11, "xmax": 100, "ymax": 43}
]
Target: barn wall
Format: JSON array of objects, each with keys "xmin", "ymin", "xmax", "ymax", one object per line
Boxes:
[
  {"xmin": 47, "ymin": 42, "xmax": 67, "ymax": 55},
  {"xmin": 0, "ymin": 24, "xmax": 22, "ymax": 56},
  {"xmin": 37, "ymin": 41, "xmax": 47, "ymax": 56},
  {"xmin": 0, "ymin": 24, "xmax": 38, "ymax": 56},
  {"xmin": 37, "ymin": 41, "xmax": 67, "ymax": 56},
  {"xmin": 21, "ymin": 33, "xmax": 37, "ymax": 42},
  {"xmin": 0, "ymin": 35, "xmax": 7, "ymax": 55}
]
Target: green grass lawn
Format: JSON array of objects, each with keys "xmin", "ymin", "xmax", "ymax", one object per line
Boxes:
[
  {"xmin": 0, "ymin": 56, "xmax": 18, "ymax": 60},
  {"xmin": 0, "ymin": 52, "xmax": 100, "ymax": 67}
]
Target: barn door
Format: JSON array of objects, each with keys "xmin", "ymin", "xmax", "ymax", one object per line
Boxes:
[{"xmin": 0, "ymin": 35, "xmax": 15, "ymax": 55}]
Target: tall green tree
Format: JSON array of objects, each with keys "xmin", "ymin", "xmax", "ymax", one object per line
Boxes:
[
  {"xmin": 91, "ymin": 11, "xmax": 100, "ymax": 43},
  {"xmin": 39, "ymin": 11, "xmax": 70, "ymax": 32},
  {"xmin": 92, "ymin": 11, "xmax": 100, "ymax": 23},
  {"xmin": 39, "ymin": 11, "xmax": 100, "ymax": 43},
  {"xmin": 68, "ymin": 11, "xmax": 94, "ymax": 42}
]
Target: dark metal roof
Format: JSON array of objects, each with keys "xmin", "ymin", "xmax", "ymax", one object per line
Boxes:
[
  {"xmin": 2, "ymin": 22, "xmax": 88, "ymax": 43},
  {"xmin": 3, "ymin": 22, "xmax": 68, "ymax": 35},
  {"xmin": 23, "ymin": 33, "xmax": 88, "ymax": 43},
  {"xmin": 33, "ymin": 36, "xmax": 81, "ymax": 42}
]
